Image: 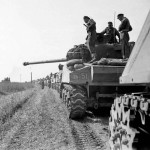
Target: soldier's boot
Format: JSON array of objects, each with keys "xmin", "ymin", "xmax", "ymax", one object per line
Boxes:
[{"xmin": 89, "ymin": 53, "xmax": 98, "ymax": 63}]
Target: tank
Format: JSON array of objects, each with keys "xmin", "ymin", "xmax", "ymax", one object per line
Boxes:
[
  {"xmin": 109, "ymin": 11, "xmax": 150, "ymax": 150},
  {"xmin": 23, "ymin": 39, "xmax": 143, "ymax": 120}
]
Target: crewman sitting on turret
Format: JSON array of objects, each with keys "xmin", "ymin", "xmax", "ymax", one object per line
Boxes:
[{"xmin": 100, "ymin": 22, "xmax": 120, "ymax": 44}]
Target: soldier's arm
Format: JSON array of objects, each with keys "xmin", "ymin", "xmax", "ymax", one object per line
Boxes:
[
  {"xmin": 87, "ymin": 19, "xmax": 96, "ymax": 30},
  {"xmin": 115, "ymin": 29, "xmax": 120, "ymax": 42},
  {"xmin": 100, "ymin": 28, "xmax": 106, "ymax": 35}
]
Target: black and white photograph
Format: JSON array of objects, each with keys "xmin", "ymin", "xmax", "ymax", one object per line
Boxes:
[{"xmin": 0, "ymin": 0, "xmax": 150, "ymax": 149}]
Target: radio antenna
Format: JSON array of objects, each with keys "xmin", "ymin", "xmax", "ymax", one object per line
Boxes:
[
  {"xmin": 114, "ymin": 11, "xmax": 116, "ymax": 28},
  {"xmin": 113, "ymin": 11, "xmax": 116, "ymax": 43}
]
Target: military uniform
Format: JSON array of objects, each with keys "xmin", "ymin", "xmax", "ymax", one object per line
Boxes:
[
  {"xmin": 101, "ymin": 27, "xmax": 120, "ymax": 43},
  {"xmin": 118, "ymin": 17, "xmax": 132, "ymax": 59},
  {"xmin": 86, "ymin": 19, "xmax": 97, "ymax": 54}
]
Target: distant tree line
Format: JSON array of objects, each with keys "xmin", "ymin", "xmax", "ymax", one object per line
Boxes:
[{"xmin": 1, "ymin": 77, "xmax": 11, "ymax": 82}]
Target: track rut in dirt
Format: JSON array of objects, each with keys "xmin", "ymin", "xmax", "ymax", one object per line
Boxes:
[{"xmin": 69, "ymin": 119, "xmax": 107, "ymax": 150}]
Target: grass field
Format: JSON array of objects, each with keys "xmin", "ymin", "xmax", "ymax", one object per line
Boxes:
[
  {"xmin": 0, "ymin": 81, "xmax": 35, "ymax": 126},
  {"xmin": 0, "ymin": 82, "xmax": 34, "ymax": 95}
]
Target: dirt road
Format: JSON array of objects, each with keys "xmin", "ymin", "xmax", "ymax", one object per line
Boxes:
[{"xmin": 0, "ymin": 85, "xmax": 110, "ymax": 150}]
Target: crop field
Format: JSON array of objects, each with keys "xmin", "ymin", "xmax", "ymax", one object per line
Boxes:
[
  {"xmin": 0, "ymin": 82, "xmax": 35, "ymax": 128},
  {"xmin": 0, "ymin": 82, "xmax": 34, "ymax": 96}
]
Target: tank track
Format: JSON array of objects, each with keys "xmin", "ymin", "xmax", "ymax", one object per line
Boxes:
[
  {"xmin": 61, "ymin": 84, "xmax": 87, "ymax": 119},
  {"xmin": 109, "ymin": 94, "xmax": 150, "ymax": 150}
]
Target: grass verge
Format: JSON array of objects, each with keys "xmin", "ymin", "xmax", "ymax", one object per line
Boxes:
[{"xmin": 0, "ymin": 82, "xmax": 34, "ymax": 95}]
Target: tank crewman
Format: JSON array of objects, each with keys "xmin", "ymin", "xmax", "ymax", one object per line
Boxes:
[
  {"xmin": 100, "ymin": 22, "xmax": 120, "ymax": 44},
  {"xmin": 83, "ymin": 16, "xmax": 97, "ymax": 62},
  {"xmin": 117, "ymin": 13, "xmax": 132, "ymax": 59}
]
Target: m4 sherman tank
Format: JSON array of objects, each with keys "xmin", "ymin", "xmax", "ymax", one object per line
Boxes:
[
  {"xmin": 109, "ymin": 11, "xmax": 150, "ymax": 150},
  {"xmin": 23, "ymin": 38, "xmax": 145, "ymax": 121}
]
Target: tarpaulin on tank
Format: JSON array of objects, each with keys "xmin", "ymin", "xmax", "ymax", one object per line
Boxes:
[
  {"xmin": 92, "ymin": 58, "xmax": 127, "ymax": 66},
  {"xmin": 66, "ymin": 44, "xmax": 91, "ymax": 62}
]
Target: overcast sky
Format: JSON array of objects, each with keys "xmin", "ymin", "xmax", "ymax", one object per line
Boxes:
[{"xmin": 0, "ymin": 0, "xmax": 149, "ymax": 82}]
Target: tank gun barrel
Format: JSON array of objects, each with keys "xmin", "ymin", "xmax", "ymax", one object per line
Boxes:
[{"xmin": 23, "ymin": 58, "xmax": 67, "ymax": 66}]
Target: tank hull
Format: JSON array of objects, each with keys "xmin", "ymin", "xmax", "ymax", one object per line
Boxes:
[
  {"xmin": 53, "ymin": 63, "xmax": 145, "ymax": 119},
  {"xmin": 70, "ymin": 65, "xmax": 124, "ymax": 84}
]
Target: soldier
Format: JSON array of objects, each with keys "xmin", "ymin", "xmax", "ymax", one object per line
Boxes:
[
  {"xmin": 100, "ymin": 22, "xmax": 120, "ymax": 44},
  {"xmin": 41, "ymin": 79, "xmax": 44, "ymax": 89},
  {"xmin": 117, "ymin": 13, "xmax": 132, "ymax": 59},
  {"xmin": 83, "ymin": 16, "xmax": 97, "ymax": 62}
]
